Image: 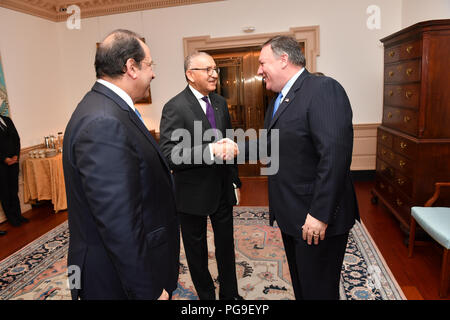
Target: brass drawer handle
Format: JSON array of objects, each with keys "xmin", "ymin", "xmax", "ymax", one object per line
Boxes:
[
  {"xmin": 382, "ymin": 134, "xmax": 388, "ymax": 141},
  {"xmin": 389, "ymin": 51, "xmax": 395, "ymax": 57},
  {"xmin": 403, "ymin": 115, "xmax": 411, "ymax": 123},
  {"xmin": 406, "ymin": 68, "xmax": 413, "ymax": 76},
  {"xmin": 387, "ymin": 112, "xmax": 393, "ymax": 119},
  {"xmin": 389, "ymin": 152, "xmax": 395, "ymax": 159},
  {"xmin": 382, "ymin": 150, "xmax": 387, "ymax": 155},
  {"xmin": 389, "ymin": 90, "xmax": 394, "ymax": 96},
  {"xmin": 406, "ymin": 46, "xmax": 413, "ymax": 54},
  {"xmin": 405, "ymin": 91, "xmax": 413, "ymax": 99},
  {"xmin": 399, "ymin": 160, "xmax": 406, "ymax": 167},
  {"xmin": 389, "ymin": 71, "xmax": 395, "ymax": 77},
  {"xmin": 400, "ymin": 141, "xmax": 407, "ymax": 149},
  {"xmin": 396, "ymin": 198, "xmax": 403, "ymax": 206},
  {"xmin": 397, "ymin": 178, "xmax": 405, "ymax": 186}
]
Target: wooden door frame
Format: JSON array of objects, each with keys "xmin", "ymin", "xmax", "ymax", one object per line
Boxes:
[{"xmin": 183, "ymin": 26, "xmax": 320, "ymax": 72}]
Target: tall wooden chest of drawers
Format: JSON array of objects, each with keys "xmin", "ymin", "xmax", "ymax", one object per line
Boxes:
[{"xmin": 372, "ymin": 20, "xmax": 450, "ymax": 232}]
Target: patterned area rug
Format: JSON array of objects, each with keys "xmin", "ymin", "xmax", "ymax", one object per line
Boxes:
[{"xmin": 0, "ymin": 207, "xmax": 405, "ymax": 300}]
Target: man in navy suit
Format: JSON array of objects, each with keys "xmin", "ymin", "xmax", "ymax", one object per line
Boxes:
[
  {"xmin": 256, "ymin": 36, "xmax": 360, "ymax": 299},
  {"xmin": 63, "ymin": 29, "xmax": 179, "ymax": 300}
]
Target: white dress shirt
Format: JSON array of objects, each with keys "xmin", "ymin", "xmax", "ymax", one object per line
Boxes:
[
  {"xmin": 96, "ymin": 79, "xmax": 135, "ymax": 112},
  {"xmin": 189, "ymin": 84, "xmax": 210, "ymax": 114},
  {"xmin": 280, "ymin": 67, "xmax": 305, "ymax": 100},
  {"xmin": 0, "ymin": 116, "xmax": 7, "ymax": 128}
]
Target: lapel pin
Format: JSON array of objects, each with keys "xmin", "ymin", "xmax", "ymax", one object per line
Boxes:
[{"xmin": 284, "ymin": 98, "xmax": 290, "ymax": 103}]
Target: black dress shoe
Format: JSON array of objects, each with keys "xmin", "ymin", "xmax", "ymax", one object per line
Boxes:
[
  {"xmin": 9, "ymin": 220, "xmax": 21, "ymax": 227},
  {"xmin": 20, "ymin": 216, "xmax": 30, "ymax": 223},
  {"xmin": 0, "ymin": 230, "xmax": 7, "ymax": 236}
]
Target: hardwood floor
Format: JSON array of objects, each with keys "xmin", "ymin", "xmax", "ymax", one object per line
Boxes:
[{"xmin": 0, "ymin": 178, "xmax": 448, "ymax": 300}]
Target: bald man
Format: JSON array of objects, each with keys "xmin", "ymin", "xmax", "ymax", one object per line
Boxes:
[{"xmin": 63, "ymin": 29, "xmax": 179, "ymax": 300}]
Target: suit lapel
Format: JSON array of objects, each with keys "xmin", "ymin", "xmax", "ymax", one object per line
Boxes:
[
  {"xmin": 184, "ymin": 86, "xmax": 224, "ymax": 136},
  {"xmin": 268, "ymin": 69, "xmax": 310, "ymax": 130},
  {"xmin": 0, "ymin": 116, "xmax": 11, "ymax": 136},
  {"xmin": 92, "ymin": 82, "xmax": 171, "ymax": 173},
  {"xmin": 183, "ymin": 87, "xmax": 210, "ymax": 129}
]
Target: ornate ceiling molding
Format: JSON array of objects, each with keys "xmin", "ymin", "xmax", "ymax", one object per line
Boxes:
[{"xmin": 0, "ymin": 0, "xmax": 224, "ymax": 22}]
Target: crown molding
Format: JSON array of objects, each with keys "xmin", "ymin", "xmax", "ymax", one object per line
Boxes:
[{"xmin": 0, "ymin": 0, "xmax": 224, "ymax": 22}]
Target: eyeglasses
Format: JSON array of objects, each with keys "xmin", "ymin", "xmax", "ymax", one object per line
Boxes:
[
  {"xmin": 141, "ymin": 60, "xmax": 156, "ymax": 69},
  {"xmin": 189, "ymin": 67, "xmax": 220, "ymax": 75}
]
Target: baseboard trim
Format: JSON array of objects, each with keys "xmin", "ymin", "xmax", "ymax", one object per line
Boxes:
[{"xmin": 350, "ymin": 170, "xmax": 375, "ymax": 181}]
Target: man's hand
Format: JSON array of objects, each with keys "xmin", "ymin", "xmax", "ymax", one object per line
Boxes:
[
  {"xmin": 4, "ymin": 157, "xmax": 18, "ymax": 166},
  {"xmin": 212, "ymin": 138, "xmax": 239, "ymax": 160},
  {"xmin": 301, "ymin": 213, "xmax": 327, "ymax": 245},
  {"xmin": 158, "ymin": 289, "xmax": 169, "ymax": 300}
]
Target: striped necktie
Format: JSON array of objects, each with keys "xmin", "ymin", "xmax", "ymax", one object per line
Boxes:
[{"xmin": 134, "ymin": 108, "xmax": 144, "ymax": 123}]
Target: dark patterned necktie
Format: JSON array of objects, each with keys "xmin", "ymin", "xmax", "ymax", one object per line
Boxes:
[{"xmin": 201, "ymin": 96, "xmax": 217, "ymax": 129}]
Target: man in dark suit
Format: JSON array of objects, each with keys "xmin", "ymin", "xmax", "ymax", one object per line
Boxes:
[
  {"xmin": 159, "ymin": 52, "xmax": 242, "ymax": 300},
  {"xmin": 63, "ymin": 29, "xmax": 179, "ymax": 300},
  {"xmin": 255, "ymin": 36, "xmax": 360, "ymax": 299},
  {"xmin": 0, "ymin": 114, "xmax": 28, "ymax": 230}
]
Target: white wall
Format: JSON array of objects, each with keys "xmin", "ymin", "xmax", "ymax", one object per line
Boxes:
[
  {"xmin": 0, "ymin": 7, "xmax": 64, "ymax": 147},
  {"xmin": 2, "ymin": 0, "xmax": 448, "ymax": 147},
  {"xmin": 402, "ymin": 0, "xmax": 450, "ymax": 28}
]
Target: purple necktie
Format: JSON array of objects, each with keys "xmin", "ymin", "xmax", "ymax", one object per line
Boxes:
[{"xmin": 201, "ymin": 96, "xmax": 217, "ymax": 129}]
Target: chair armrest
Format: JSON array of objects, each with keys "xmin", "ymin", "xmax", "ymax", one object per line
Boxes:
[{"xmin": 424, "ymin": 182, "xmax": 450, "ymax": 207}]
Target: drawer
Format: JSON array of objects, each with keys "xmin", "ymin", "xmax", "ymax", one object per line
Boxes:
[
  {"xmin": 377, "ymin": 128, "xmax": 393, "ymax": 148},
  {"xmin": 383, "ymin": 106, "xmax": 419, "ymax": 136},
  {"xmin": 376, "ymin": 173, "xmax": 413, "ymax": 227},
  {"xmin": 392, "ymin": 135, "xmax": 418, "ymax": 159},
  {"xmin": 389, "ymin": 189, "xmax": 413, "ymax": 226},
  {"xmin": 393, "ymin": 170, "xmax": 413, "ymax": 197},
  {"xmin": 376, "ymin": 157, "xmax": 412, "ymax": 197},
  {"xmin": 374, "ymin": 174, "xmax": 395, "ymax": 202},
  {"xmin": 392, "ymin": 152, "xmax": 414, "ymax": 176},
  {"xmin": 384, "ymin": 59, "xmax": 421, "ymax": 83},
  {"xmin": 384, "ymin": 83, "xmax": 420, "ymax": 109},
  {"xmin": 377, "ymin": 145, "xmax": 396, "ymax": 168},
  {"xmin": 384, "ymin": 40, "xmax": 422, "ymax": 64},
  {"xmin": 376, "ymin": 157, "xmax": 395, "ymax": 179}
]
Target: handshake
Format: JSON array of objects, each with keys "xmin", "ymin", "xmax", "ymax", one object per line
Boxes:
[{"xmin": 211, "ymin": 138, "xmax": 239, "ymax": 161}]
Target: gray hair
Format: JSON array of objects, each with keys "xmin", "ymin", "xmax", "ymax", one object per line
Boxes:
[
  {"xmin": 184, "ymin": 51, "xmax": 212, "ymax": 81},
  {"xmin": 184, "ymin": 51, "xmax": 212, "ymax": 73},
  {"xmin": 263, "ymin": 35, "xmax": 306, "ymax": 67}
]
